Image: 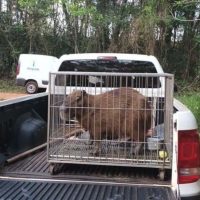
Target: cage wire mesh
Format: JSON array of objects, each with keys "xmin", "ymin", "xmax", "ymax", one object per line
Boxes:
[{"xmin": 47, "ymin": 72, "xmax": 174, "ymax": 169}]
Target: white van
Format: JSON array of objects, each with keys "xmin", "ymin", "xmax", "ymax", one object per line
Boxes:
[{"xmin": 16, "ymin": 54, "xmax": 58, "ymax": 94}]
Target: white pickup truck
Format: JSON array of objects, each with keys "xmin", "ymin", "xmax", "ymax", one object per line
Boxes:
[
  {"xmin": 49, "ymin": 53, "xmax": 200, "ymax": 199},
  {"xmin": 0, "ymin": 53, "xmax": 199, "ymax": 200}
]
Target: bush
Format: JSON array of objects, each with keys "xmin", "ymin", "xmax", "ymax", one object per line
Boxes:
[
  {"xmin": 0, "ymin": 79, "xmax": 24, "ymax": 93},
  {"xmin": 176, "ymin": 91, "xmax": 200, "ymax": 130}
]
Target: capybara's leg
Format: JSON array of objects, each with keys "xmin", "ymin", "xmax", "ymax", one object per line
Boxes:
[
  {"xmin": 93, "ymin": 141, "xmax": 100, "ymax": 156},
  {"xmin": 131, "ymin": 143, "xmax": 143, "ymax": 155},
  {"xmin": 87, "ymin": 132, "xmax": 93, "ymax": 145},
  {"xmin": 89, "ymin": 129, "xmax": 101, "ymax": 156}
]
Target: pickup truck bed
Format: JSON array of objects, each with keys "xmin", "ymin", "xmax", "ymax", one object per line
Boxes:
[
  {"xmin": 0, "ymin": 146, "xmax": 175, "ymax": 200},
  {"xmin": 0, "ymin": 93, "xmax": 178, "ymax": 199}
]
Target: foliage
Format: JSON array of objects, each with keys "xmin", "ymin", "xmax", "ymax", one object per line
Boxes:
[
  {"xmin": 0, "ymin": 79, "xmax": 24, "ymax": 93},
  {"xmin": 176, "ymin": 91, "xmax": 200, "ymax": 130},
  {"xmin": 176, "ymin": 76, "xmax": 200, "ymax": 130},
  {"xmin": 0, "ymin": 0, "xmax": 199, "ymax": 81}
]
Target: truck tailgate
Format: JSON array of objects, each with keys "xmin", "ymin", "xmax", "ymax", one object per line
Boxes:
[{"xmin": 0, "ymin": 179, "xmax": 176, "ymax": 200}]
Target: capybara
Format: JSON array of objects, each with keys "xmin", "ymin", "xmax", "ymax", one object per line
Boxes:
[{"xmin": 60, "ymin": 87, "xmax": 152, "ymax": 155}]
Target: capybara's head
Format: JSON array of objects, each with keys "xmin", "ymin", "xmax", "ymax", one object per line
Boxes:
[{"xmin": 59, "ymin": 90, "xmax": 86, "ymax": 121}]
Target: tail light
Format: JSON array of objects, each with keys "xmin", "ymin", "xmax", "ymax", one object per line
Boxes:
[
  {"xmin": 178, "ymin": 130, "xmax": 200, "ymax": 184},
  {"xmin": 16, "ymin": 63, "xmax": 20, "ymax": 75}
]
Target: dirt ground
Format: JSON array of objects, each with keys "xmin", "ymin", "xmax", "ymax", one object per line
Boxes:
[{"xmin": 0, "ymin": 92, "xmax": 29, "ymax": 101}]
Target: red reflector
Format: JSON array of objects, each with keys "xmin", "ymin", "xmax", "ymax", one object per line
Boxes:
[
  {"xmin": 179, "ymin": 175, "xmax": 200, "ymax": 184},
  {"xmin": 178, "ymin": 130, "xmax": 200, "ymax": 184}
]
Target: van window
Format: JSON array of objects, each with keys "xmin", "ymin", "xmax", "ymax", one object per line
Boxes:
[{"xmin": 56, "ymin": 59, "xmax": 160, "ymax": 88}]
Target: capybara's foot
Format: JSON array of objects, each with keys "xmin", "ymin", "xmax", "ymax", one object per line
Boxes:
[
  {"xmin": 88, "ymin": 140, "xmax": 93, "ymax": 145},
  {"xmin": 93, "ymin": 150, "xmax": 99, "ymax": 156},
  {"xmin": 92, "ymin": 147, "xmax": 100, "ymax": 156},
  {"xmin": 131, "ymin": 143, "xmax": 143, "ymax": 155}
]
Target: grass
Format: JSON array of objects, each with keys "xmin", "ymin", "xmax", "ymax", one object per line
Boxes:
[
  {"xmin": 0, "ymin": 78, "xmax": 24, "ymax": 93},
  {"xmin": 176, "ymin": 91, "xmax": 200, "ymax": 130}
]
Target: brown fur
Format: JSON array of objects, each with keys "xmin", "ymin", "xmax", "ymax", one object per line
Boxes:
[{"xmin": 60, "ymin": 88, "xmax": 152, "ymax": 154}]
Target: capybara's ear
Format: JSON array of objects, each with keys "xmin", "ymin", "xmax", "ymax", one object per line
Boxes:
[
  {"xmin": 76, "ymin": 90, "xmax": 85, "ymax": 101},
  {"xmin": 82, "ymin": 90, "xmax": 86, "ymax": 96}
]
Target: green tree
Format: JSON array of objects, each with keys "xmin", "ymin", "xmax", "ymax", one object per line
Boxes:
[{"xmin": 0, "ymin": 0, "xmax": 199, "ymax": 80}]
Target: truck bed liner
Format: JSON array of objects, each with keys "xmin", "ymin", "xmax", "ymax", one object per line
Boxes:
[
  {"xmin": 0, "ymin": 148, "xmax": 171, "ymax": 185},
  {"xmin": 0, "ymin": 179, "xmax": 175, "ymax": 200},
  {"xmin": 0, "ymin": 148, "xmax": 176, "ymax": 199}
]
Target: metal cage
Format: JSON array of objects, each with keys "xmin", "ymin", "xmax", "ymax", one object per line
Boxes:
[{"xmin": 47, "ymin": 72, "xmax": 174, "ymax": 170}]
